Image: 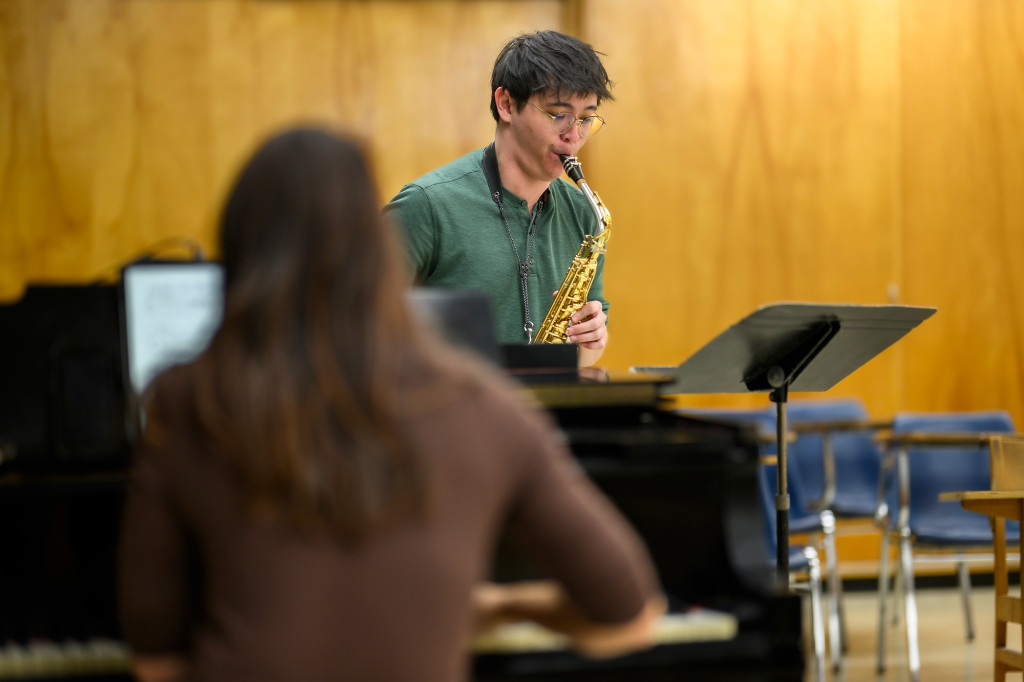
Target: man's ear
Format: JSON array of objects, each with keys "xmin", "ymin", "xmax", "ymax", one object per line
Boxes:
[{"xmin": 494, "ymin": 87, "xmax": 514, "ymax": 123}]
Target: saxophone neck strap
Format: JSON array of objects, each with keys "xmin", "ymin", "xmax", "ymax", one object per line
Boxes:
[
  {"xmin": 481, "ymin": 142, "xmax": 550, "ymax": 211},
  {"xmin": 482, "ymin": 142, "xmax": 535, "ymax": 343},
  {"xmin": 482, "ymin": 142, "xmax": 503, "ymax": 207}
]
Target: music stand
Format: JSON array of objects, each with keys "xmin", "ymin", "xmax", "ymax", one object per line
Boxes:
[{"xmin": 657, "ymin": 303, "xmax": 936, "ymax": 581}]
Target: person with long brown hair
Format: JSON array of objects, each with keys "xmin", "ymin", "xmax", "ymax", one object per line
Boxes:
[{"xmin": 117, "ymin": 126, "xmax": 663, "ymax": 682}]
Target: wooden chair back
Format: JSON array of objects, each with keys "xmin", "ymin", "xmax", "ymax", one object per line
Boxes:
[{"xmin": 989, "ymin": 435, "xmax": 1024, "ymax": 491}]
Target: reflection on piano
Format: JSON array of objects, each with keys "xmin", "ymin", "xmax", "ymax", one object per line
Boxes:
[{"xmin": 0, "ymin": 286, "xmax": 803, "ymax": 681}]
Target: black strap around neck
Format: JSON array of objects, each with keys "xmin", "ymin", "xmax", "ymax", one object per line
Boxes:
[
  {"xmin": 481, "ymin": 142, "xmax": 548, "ymax": 213},
  {"xmin": 481, "ymin": 142, "xmax": 502, "ymax": 207},
  {"xmin": 481, "ymin": 142, "xmax": 536, "ymax": 343}
]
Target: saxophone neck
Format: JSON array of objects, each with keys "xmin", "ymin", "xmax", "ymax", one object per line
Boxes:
[
  {"xmin": 580, "ymin": 182, "xmax": 611, "ymax": 235},
  {"xmin": 559, "ymin": 155, "xmax": 610, "ymax": 235}
]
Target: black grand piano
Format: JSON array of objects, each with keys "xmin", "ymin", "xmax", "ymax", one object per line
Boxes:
[{"xmin": 0, "ymin": 282, "xmax": 803, "ymax": 681}]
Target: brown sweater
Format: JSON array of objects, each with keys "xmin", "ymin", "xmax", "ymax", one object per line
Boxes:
[{"xmin": 117, "ymin": 365, "xmax": 657, "ymax": 682}]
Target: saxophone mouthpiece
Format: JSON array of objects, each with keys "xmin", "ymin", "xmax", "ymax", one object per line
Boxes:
[{"xmin": 559, "ymin": 155, "xmax": 585, "ymax": 183}]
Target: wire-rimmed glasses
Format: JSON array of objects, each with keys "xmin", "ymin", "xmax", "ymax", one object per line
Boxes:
[{"xmin": 527, "ymin": 101, "xmax": 606, "ymax": 137}]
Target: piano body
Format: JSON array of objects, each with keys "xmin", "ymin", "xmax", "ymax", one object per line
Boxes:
[
  {"xmin": 475, "ymin": 380, "xmax": 804, "ymax": 681},
  {"xmin": 0, "ymin": 285, "xmax": 803, "ymax": 681}
]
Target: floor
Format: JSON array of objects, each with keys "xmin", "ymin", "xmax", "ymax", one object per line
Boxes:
[{"xmin": 814, "ymin": 582, "xmax": 1021, "ymax": 682}]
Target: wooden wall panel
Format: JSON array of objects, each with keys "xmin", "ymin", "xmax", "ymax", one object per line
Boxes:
[
  {"xmin": 899, "ymin": 0, "xmax": 1024, "ymax": 422},
  {"xmin": 0, "ymin": 0, "xmax": 562, "ymax": 299},
  {"xmin": 583, "ymin": 0, "xmax": 903, "ymax": 412}
]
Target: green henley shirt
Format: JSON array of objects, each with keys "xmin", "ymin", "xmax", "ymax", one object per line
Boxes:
[{"xmin": 384, "ymin": 147, "xmax": 608, "ymax": 345}]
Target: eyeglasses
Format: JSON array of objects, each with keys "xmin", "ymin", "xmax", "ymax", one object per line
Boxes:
[{"xmin": 527, "ymin": 102, "xmax": 606, "ymax": 137}]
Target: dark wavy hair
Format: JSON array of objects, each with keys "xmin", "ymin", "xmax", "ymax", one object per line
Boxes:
[
  {"xmin": 172, "ymin": 126, "xmax": 453, "ymax": 541},
  {"xmin": 489, "ymin": 30, "xmax": 614, "ymax": 122}
]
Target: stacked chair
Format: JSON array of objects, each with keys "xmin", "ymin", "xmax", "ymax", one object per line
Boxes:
[
  {"xmin": 875, "ymin": 410, "xmax": 1019, "ymax": 682},
  {"xmin": 787, "ymin": 398, "xmax": 889, "ymax": 523},
  {"xmin": 687, "ymin": 400, "xmax": 1023, "ymax": 682}
]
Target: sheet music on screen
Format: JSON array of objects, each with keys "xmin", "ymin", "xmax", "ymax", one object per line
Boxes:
[{"xmin": 121, "ymin": 262, "xmax": 224, "ymax": 396}]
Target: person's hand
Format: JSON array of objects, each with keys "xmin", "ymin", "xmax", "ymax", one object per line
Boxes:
[
  {"xmin": 564, "ymin": 299, "xmax": 607, "ymax": 352},
  {"xmin": 471, "ymin": 581, "xmax": 518, "ymax": 634},
  {"xmin": 469, "ymin": 580, "xmax": 667, "ymax": 659},
  {"xmin": 131, "ymin": 655, "xmax": 190, "ymax": 682}
]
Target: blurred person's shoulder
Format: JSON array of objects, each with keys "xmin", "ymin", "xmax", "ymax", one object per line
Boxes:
[
  {"xmin": 135, "ymin": 359, "xmax": 209, "ymax": 452},
  {"xmin": 425, "ymin": 350, "xmax": 560, "ymax": 436},
  {"xmin": 142, "ymin": 360, "xmax": 200, "ymax": 415}
]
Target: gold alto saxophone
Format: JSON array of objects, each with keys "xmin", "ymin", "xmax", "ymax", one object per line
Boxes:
[{"xmin": 532, "ymin": 154, "xmax": 611, "ymax": 344}]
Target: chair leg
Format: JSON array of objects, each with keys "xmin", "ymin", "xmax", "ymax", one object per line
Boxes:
[
  {"xmin": 898, "ymin": 531, "xmax": 921, "ymax": 682},
  {"xmin": 994, "ymin": 516, "xmax": 1012, "ymax": 682},
  {"xmin": 956, "ymin": 557, "xmax": 975, "ymax": 641},
  {"xmin": 803, "ymin": 547, "xmax": 827, "ymax": 682},
  {"xmin": 877, "ymin": 528, "xmax": 892, "ymax": 673},
  {"xmin": 819, "ymin": 511, "xmax": 844, "ymax": 670},
  {"xmin": 893, "ymin": 564, "xmax": 904, "ymax": 626}
]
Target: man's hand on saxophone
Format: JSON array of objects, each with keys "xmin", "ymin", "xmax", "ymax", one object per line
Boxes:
[{"xmin": 562, "ymin": 298, "xmax": 608, "ymax": 368}]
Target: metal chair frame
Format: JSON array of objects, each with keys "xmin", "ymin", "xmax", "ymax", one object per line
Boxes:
[
  {"xmin": 874, "ymin": 412, "xmax": 1019, "ymax": 682},
  {"xmin": 786, "ymin": 398, "xmax": 893, "ymax": 662}
]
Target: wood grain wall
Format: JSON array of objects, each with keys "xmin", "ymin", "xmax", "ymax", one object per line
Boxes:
[{"xmin": 2, "ymin": 0, "xmax": 1022, "ymax": 428}]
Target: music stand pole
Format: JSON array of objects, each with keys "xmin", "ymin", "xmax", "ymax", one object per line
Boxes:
[{"xmin": 767, "ymin": 370, "xmax": 790, "ymax": 582}]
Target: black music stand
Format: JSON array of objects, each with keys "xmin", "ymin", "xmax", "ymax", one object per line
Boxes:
[{"xmin": 657, "ymin": 303, "xmax": 936, "ymax": 582}]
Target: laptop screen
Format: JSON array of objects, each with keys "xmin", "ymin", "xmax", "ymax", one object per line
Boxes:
[{"xmin": 120, "ymin": 261, "xmax": 224, "ymax": 397}]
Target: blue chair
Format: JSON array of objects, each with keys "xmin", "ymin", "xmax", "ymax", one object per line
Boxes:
[
  {"xmin": 680, "ymin": 406, "xmax": 840, "ymax": 672},
  {"xmin": 876, "ymin": 410, "xmax": 1019, "ymax": 681},
  {"xmin": 787, "ymin": 398, "xmax": 888, "ymax": 519}
]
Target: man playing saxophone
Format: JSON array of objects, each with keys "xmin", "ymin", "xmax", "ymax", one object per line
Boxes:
[{"xmin": 384, "ymin": 30, "xmax": 613, "ymax": 368}]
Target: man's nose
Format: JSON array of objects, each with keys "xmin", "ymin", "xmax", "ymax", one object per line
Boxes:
[{"xmin": 560, "ymin": 122, "xmax": 584, "ymax": 143}]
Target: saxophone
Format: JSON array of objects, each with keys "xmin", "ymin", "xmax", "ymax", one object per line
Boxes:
[{"xmin": 532, "ymin": 154, "xmax": 611, "ymax": 344}]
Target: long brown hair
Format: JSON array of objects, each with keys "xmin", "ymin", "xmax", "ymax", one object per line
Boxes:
[{"xmin": 175, "ymin": 126, "xmax": 449, "ymax": 540}]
